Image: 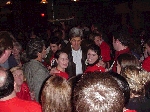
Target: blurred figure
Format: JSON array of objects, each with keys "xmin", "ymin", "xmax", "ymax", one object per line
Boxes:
[
  {"xmin": 10, "ymin": 66, "xmax": 32, "ymax": 101},
  {"xmin": 0, "ymin": 69, "xmax": 42, "ymax": 112},
  {"xmin": 121, "ymin": 65, "xmax": 150, "ymax": 112},
  {"xmin": 73, "ymin": 72, "xmax": 125, "ymax": 112},
  {"xmin": 41, "ymin": 75, "xmax": 71, "ymax": 112},
  {"xmin": 116, "ymin": 53, "xmax": 139, "ymax": 74},
  {"xmin": 23, "ymin": 38, "xmax": 49, "ymax": 102}
]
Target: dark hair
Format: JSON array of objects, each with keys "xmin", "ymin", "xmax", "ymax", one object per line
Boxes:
[
  {"xmin": 145, "ymin": 38, "xmax": 150, "ymax": 47},
  {"xmin": 0, "ymin": 31, "xmax": 13, "ymax": 57},
  {"xmin": 26, "ymin": 38, "xmax": 45, "ymax": 59},
  {"xmin": 113, "ymin": 30, "xmax": 130, "ymax": 46},
  {"xmin": 48, "ymin": 36, "xmax": 62, "ymax": 46},
  {"xmin": 69, "ymin": 27, "xmax": 83, "ymax": 40},
  {"xmin": 53, "ymin": 30, "xmax": 63, "ymax": 39},
  {"xmin": 0, "ymin": 70, "xmax": 14, "ymax": 98},
  {"xmin": 110, "ymin": 72, "xmax": 130, "ymax": 106},
  {"xmin": 73, "ymin": 72, "xmax": 124, "ymax": 112},
  {"xmin": 54, "ymin": 50, "xmax": 67, "ymax": 60},
  {"xmin": 87, "ymin": 44, "xmax": 101, "ymax": 56}
]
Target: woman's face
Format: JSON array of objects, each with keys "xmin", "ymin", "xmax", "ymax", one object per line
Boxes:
[
  {"xmin": 56, "ymin": 53, "xmax": 69, "ymax": 70},
  {"xmin": 13, "ymin": 70, "xmax": 24, "ymax": 86},
  {"xmin": 117, "ymin": 61, "xmax": 121, "ymax": 74},
  {"xmin": 87, "ymin": 49, "xmax": 99, "ymax": 64},
  {"xmin": 12, "ymin": 46, "xmax": 20, "ymax": 57}
]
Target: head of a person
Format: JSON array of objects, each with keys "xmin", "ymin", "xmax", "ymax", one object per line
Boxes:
[
  {"xmin": 89, "ymin": 33, "xmax": 102, "ymax": 46},
  {"xmin": 0, "ymin": 69, "xmax": 14, "ymax": 99},
  {"xmin": 41, "ymin": 75, "xmax": 71, "ymax": 112},
  {"xmin": 10, "ymin": 66, "xmax": 24, "ymax": 86},
  {"xmin": 69, "ymin": 27, "xmax": 83, "ymax": 51},
  {"xmin": 113, "ymin": 30, "xmax": 130, "ymax": 51},
  {"xmin": 121, "ymin": 65, "xmax": 150, "ymax": 97},
  {"xmin": 117, "ymin": 53, "xmax": 139, "ymax": 74},
  {"xmin": 145, "ymin": 38, "xmax": 150, "ymax": 55},
  {"xmin": 73, "ymin": 72, "xmax": 124, "ymax": 112},
  {"xmin": 12, "ymin": 41, "xmax": 22, "ymax": 57},
  {"xmin": 110, "ymin": 72, "xmax": 130, "ymax": 106},
  {"xmin": 53, "ymin": 30, "xmax": 63, "ymax": 39},
  {"xmin": 0, "ymin": 31, "xmax": 13, "ymax": 64},
  {"xmin": 49, "ymin": 36, "xmax": 61, "ymax": 53},
  {"xmin": 54, "ymin": 50, "xmax": 69, "ymax": 70},
  {"xmin": 26, "ymin": 38, "xmax": 46, "ymax": 61},
  {"xmin": 86, "ymin": 44, "xmax": 101, "ymax": 65}
]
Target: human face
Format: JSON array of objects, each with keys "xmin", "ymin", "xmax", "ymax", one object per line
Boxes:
[
  {"xmin": 94, "ymin": 36, "xmax": 101, "ymax": 46},
  {"xmin": 56, "ymin": 53, "xmax": 69, "ymax": 71},
  {"xmin": 145, "ymin": 43, "xmax": 150, "ymax": 55},
  {"xmin": 50, "ymin": 44, "xmax": 61, "ymax": 53},
  {"xmin": 116, "ymin": 61, "xmax": 121, "ymax": 74},
  {"xmin": 12, "ymin": 46, "xmax": 20, "ymax": 57},
  {"xmin": 87, "ymin": 49, "xmax": 99, "ymax": 64},
  {"xmin": 70, "ymin": 37, "xmax": 82, "ymax": 51},
  {"xmin": 113, "ymin": 37, "xmax": 118, "ymax": 51},
  {"xmin": 41, "ymin": 46, "xmax": 47, "ymax": 59},
  {"xmin": 12, "ymin": 70, "xmax": 24, "ymax": 86}
]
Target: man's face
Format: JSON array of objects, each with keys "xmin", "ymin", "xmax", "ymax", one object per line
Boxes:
[
  {"xmin": 70, "ymin": 37, "xmax": 82, "ymax": 51},
  {"xmin": 94, "ymin": 36, "xmax": 102, "ymax": 46},
  {"xmin": 50, "ymin": 44, "xmax": 61, "ymax": 53}
]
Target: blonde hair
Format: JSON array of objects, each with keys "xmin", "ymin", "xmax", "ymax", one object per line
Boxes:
[
  {"xmin": 41, "ymin": 75, "xmax": 71, "ymax": 112},
  {"xmin": 10, "ymin": 66, "xmax": 22, "ymax": 73},
  {"xmin": 121, "ymin": 66, "xmax": 150, "ymax": 96}
]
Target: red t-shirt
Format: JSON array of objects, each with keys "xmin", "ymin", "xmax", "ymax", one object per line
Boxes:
[
  {"xmin": 16, "ymin": 82, "xmax": 32, "ymax": 101},
  {"xmin": 55, "ymin": 69, "xmax": 69, "ymax": 80},
  {"xmin": 100, "ymin": 41, "xmax": 111, "ymax": 62},
  {"xmin": 0, "ymin": 97, "xmax": 42, "ymax": 112},
  {"xmin": 84, "ymin": 64, "xmax": 105, "ymax": 73},
  {"xmin": 142, "ymin": 56, "xmax": 150, "ymax": 72}
]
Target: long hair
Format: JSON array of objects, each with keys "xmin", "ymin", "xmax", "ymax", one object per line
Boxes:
[{"xmin": 41, "ymin": 75, "xmax": 71, "ymax": 112}]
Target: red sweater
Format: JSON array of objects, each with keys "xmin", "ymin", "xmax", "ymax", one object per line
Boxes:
[{"xmin": 84, "ymin": 64, "xmax": 105, "ymax": 73}]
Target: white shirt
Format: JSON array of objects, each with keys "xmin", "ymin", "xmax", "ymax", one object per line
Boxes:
[{"xmin": 72, "ymin": 48, "xmax": 83, "ymax": 75}]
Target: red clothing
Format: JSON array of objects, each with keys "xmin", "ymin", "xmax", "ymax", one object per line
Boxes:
[
  {"xmin": 100, "ymin": 41, "xmax": 111, "ymax": 62},
  {"xmin": 16, "ymin": 82, "xmax": 32, "ymax": 101},
  {"xmin": 112, "ymin": 48, "xmax": 130, "ymax": 72},
  {"xmin": 142, "ymin": 56, "xmax": 150, "ymax": 72},
  {"xmin": 55, "ymin": 69, "xmax": 69, "ymax": 80},
  {"xmin": 124, "ymin": 109, "xmax": 136, "ymax": 112},
  {"xmin": 84, "ymin": 64, "xmax": 105, "ymax": 73},
  {"xmin": 0, "ymin": 97, "xmax": 42, "ymax": 112}
]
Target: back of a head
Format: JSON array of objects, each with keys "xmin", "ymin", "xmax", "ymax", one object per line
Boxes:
[
  {"xmin": 121, "ymin": 65, "xmax": 150, "ymax": 96},
  {"xmin": 26, "ymin": 38, "xmax": 45, "ymax": 59},
  {"xmin": 69, "ymin": 27, "xmax": 83, "ymax": 39},
  {"xmin": 113, "ymin": 29, "xmax": 130, "ymax": 47},
  {"xmin": 0, "ymin": 31, "xmax": 13, "ymax": 57},
  {"xmin": 41, "ymin": 75, "xmax": 71, "ymax": 112},
  {"xmin": 117, "ymin": 53, "xmax": 139, "ymax": 68},
  {"xmin": 0, "ymin": 69, "xmax": 14, "ymax": 99},
  {"xmin": 73, "ymin": 72, "xmax": 124, "ymax": 112}
]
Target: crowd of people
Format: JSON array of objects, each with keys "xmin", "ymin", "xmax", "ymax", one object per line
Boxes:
[{"xmin": 0, "ymin": 21, "xmax": 150, "ymax": 112}]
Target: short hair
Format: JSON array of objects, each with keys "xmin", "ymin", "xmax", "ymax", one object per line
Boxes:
[
  {"xmin": 117, "ymin": 53, "xmax": 139, "ymax": 68},
  {"xmin": 73, "ymin": 72, "xmax": 124, "ymax": 112},
  {"xmin": 41, "ymin": 75, "xmax": 71, "ymax": 112},
  {"xmin": 0, "ymin": 70, "xmax": 14, "ymax": 99},
  {"xmin": 69, "ymin": 27, "xmax": 83, "ymax": 40},
  {"xmin": 121, "ymin": 65, "xmax": 150, "ymax": 96},
  {"xmin": 10, "ymin": 66, "xmax": 22, "ymax": 73},
  {"xmin": 110, "ymin": 72, "xmax": 130, "ymax": 106},
  {"xmin": 87, "ymin": 44, "xmax": 101, "ymax": 56},
  {"xmin": 48, "ymin": 36, "xmax": 61, "ymax": 46},
  {"xmin": 13, "ymin": 41, "xmax": 22, "ymax": 52},
  {"xmin": 0, "ymin": 31, "xmax": 13, "ymax": 57},
  {"xmin": 26, "ymin": 38, "xmax": 45, "ymax": 59},
  {"xmin": 113, "ymin": 30, "xmax": 130, "ymax": 46}
]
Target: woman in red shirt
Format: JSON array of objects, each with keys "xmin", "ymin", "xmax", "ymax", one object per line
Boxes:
[
  {"xmin": 84, "ymin": 44, "xmax": 105, "ymax": 73},
  {"xmin": 52, "ymin": 50, "xmax": 69, "ymax": 80},
  {"xmin": 10, "ymin": 66, "xmax": 33, "ymax": 101}
]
